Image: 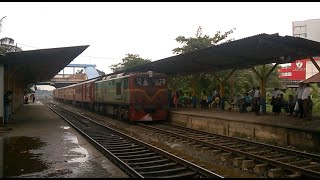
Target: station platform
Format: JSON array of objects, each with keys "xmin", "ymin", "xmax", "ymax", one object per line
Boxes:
[
  {"xmin": 169, "ymin": 107, "xmax": 320, "ymax": 152},
  {"xmin": 0, "ymin": 101, "xmax": 127, "ymax": 178}
]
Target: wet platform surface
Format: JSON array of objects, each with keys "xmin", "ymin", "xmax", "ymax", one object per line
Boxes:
[{"xmin": 0, "ymin": 101, "xmax": 128, "ymax": 178}]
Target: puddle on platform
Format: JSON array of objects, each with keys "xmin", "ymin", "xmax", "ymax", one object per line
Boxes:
[
  {"xmin": 2, "ymin": 136, "xmax": 48, "ymax": 177},
  {"xmin": 67, "ymin": 146, "xmax": 89, "ymax": 163},
  {"xmin": 60, "ymin": 126, "xmax": 70, "ymax": 130},
  {"xmin": 62, "ymin": 132, "xmax": 89, "ymax": 163}
]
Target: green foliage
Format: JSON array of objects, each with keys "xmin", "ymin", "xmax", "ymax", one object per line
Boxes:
[
  {"xmin": 170, "ymin": 26, "xmax": 235, "ymax": 95},
  {"xmin": 172, "ymin": 26, "xmax": 235, "ymax": 54},
  {"xmin": 109, "ymin": 53, "xmax": 151, "ymax": 72},
  {"xmin": 310, "ymin": 84, "xmax": 320, "ymax": 115}
]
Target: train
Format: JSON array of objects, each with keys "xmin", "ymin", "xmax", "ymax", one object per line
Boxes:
[{"xmin": 53, "ymin": 71, "xmax": 169, "ymax": 122}]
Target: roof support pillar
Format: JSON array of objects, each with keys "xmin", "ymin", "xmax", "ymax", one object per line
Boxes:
[
  {"xmin": 251, "ymin": 66, "xmax": 267, "ymax": 114},
  {"xmin": 212, "ymin": 68, "xmax": 236, "ymax": 110},
  {"xmin": 309, "ymin": 57, "xmax": 320, "ymax": 73},
  {"xmin": 251, "ymin": 63, "xmax": 278, "ymax": 114},
  {"xmin": 0, "ymin": 65, "xmax": 4, "ymax": 125}
]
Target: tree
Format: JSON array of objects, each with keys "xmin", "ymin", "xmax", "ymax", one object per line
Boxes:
[
  {"xmin": 0, "ymin": 16, "xmax": 22, "ymax": 55},
  {"xmin": 109, "ymin": 53, "xmax": 151, "ymax": 72},
  {"xmin": 172, "ymin": 26, "xmax": 235, "ymax": 54},
  {"xmin": 170, "ymin": 26, "xmax": 236, "ymax": 97}
]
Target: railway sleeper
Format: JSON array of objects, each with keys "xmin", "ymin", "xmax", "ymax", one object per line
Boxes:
[
  {"xmin": 241, "ymin": 160, "xmax": 256, "ymax": 170},
  {"xmin": 112, "ymin": 149, "xmax": 150, "ymax": 156},
  {"xmin": 127, "ymin": 159, "xmax": 171, "ymax": 167},
  {"xmin": 106, "ymin": 144, "xmax": 140, "ymax": 150},
  {"xmin": 264, "ymin": 153, "xmax": 285, "ymax": 159},
  {"xmin": 101, "ymin": 142, "xmax": 133, "ymax": 146},
  {"xmin": 253, "ymin": 164, "xmax": 269, "ymax": 174},
  {"xmin": 217, "ymin": 142, "xmax": 239, "ymax": 147},
  {"xmin": 226, "ymin": 144, "xmax": 248, "ymax": 149},
  {"xmin": 124, "ymin": 155, "xmax": 163, "ymax": 163},
  {"xmin": 109, "ymin": 147, "xmax": 145, "ymax": 153},
  {"xmin": 250, "ymin": 150, "xmax": 271, "ymax": 155},
  {"xmin": 133, "ymin": 162, "xmax": 178, "ymax": 171},
  {"xmin": 92, "ymin": 137, "xmax": 123, "ymax": 141},
  {"xmin": 90, "ymin": 135, "xmax": 122, "ymax": 140},
  {"xmin": 139, "ymin": 166, "xmax": 189, "ymax": 177},
  {"xmin": 117, "ymin": 152, "xmax": 157, "ymax": 159},
  {"xmin": 273, "ymin": 156, "xmax": 297, "ymax": 163},
  {"xmin": 288, "ymin": 159, "xmax": 312, "ymax": 166},
  {"xmin": 211, "ymin": 140, "xmax": 231, "ymax": 144},
  {"xmin": 287, "ymin": 173, "xmax": 303, "ymax": 178},
  {"xmin": 153, "ymin": 171, "xmax": 197, "ymax": 178},
  {"xmin": 301, "ymin": 163, "xmax": 320, "ymax": 170},
  {"xmin": 233, "ymin": 157, "xmax": 245, "ymax": 167},
  {"xmin": 220, "ymin": 152, "xmax": 233, "ymax": 161},
  {"xmin": 94, "ymin": 138, "xmax": 127, "ymax": 143},
  {"xmin": 267, "ymin": 168, "xmax": 285, "ymax": 178},
  {"xmin": 241, "ymin": 147, "xmax": 261, "ymax": 152},
  {"xmin": 211, "ymin": 149, "xmax": 222, "ymax": 155}
]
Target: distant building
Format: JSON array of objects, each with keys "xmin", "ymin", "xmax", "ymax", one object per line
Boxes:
[
  {"xmin": 292, "ymin": 18, "xmax": 320, "ymax": 42},
  {"xmin": 278, "ymin": 19, "xmax": 320, "ymax": 87},
  {"xmin": 278, "ymin": 57, "xmax": 320, "ymax": 80}
]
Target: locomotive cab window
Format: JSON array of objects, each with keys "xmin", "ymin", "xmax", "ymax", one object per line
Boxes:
[
  {"xmin": 135, "ymin": 77, "xmax": 166, "ymax": 87},
  {"xmin": 116, "ymin": 82, "xmax": 121, "ymax": 95},
  {"xmin": 123, "ymin": 79, "xmax": 128, "ymax": 89}
]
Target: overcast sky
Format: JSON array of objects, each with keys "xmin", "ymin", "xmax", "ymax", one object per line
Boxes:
[{"xmin": 1, "ymin": 2, "xmax": 320, "ymax": 89}]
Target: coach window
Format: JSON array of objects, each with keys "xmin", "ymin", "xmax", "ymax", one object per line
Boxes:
[
  {"xmin": 123, "ymin": 79, "xmax": 128, "ymax": 89},
  {"xmin": 116, "ymin": 82, "xmax": 121, "ymax": 95}
]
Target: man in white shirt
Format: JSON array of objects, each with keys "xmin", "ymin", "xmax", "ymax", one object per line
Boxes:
[
  {"xmin": 271, "ymin": 88, "xmax": 281, "ymax": 113},
  {"xmin": 302, "ymin": 83, "xmax": 312, "ymax": 120},
  {"xmin": 295, "ymin": 82, "xmax": 305, "ymax": 118},
  {"xmin": 254, "ymin": 86, "xmax": 261, "ymax": 115}
]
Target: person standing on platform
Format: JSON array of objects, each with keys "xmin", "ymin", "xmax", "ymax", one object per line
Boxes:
[
  {"xmin": 30, "ymin": 93, "xmax": 35, "ymax": 103},
  {"xmin": 295, "ymin": 82, "xmax": 305, "ymax": 119},
  {"xmin": 302, "ymin": 83, "xmax": 312, "ymax": 120},
  {"xmin": 254, "ymin": 86, "xmax": 261, "ymax": 115},
  {"xmin": 3, "ymin": 91, "xmax": 12, "ymax": 127},
  {"xmin": 248, "ymin": 87, "xmax": 256, "ymax": 112}
]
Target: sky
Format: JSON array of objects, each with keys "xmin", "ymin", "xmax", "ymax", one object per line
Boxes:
[{"xmin": 1, "ymin": 2, "xmax": 320, "ymax": 90}]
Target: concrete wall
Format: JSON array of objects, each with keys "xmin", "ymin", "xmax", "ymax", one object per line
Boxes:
[
  {"xmin": 169, "ymin": 112, "xmax": 320, "ymax": 152},
  {"xmin": 293, "ymin": 19, "xmax": 320, "ymax": 42}
]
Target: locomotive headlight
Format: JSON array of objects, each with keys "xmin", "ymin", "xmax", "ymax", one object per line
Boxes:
[{"xmin": 148, "ymin": 71, "xmax": 153, "ymax": 77}]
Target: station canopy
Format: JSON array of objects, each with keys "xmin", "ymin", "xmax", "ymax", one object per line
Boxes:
[
  {"xmin": 115, "ymin": 33, "xmax": 320, "ymax": 75},
  {"xmin": 304, "ymin": 72, "xmax": 320, "ymax": 83},
  {"xmin": 0, "ymin": 45, "xmax": 89, "ymax": 86}
]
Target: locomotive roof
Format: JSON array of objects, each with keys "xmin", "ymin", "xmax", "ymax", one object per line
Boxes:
[
  {"xmin": 95, "ymin": 71, "xmax": 166, "ymax": 83},
  {"xmin": 111, "ymin": 33, "xmax": 320, "ymax": 75}
]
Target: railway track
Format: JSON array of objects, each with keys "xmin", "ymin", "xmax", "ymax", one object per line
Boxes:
[
  {"xmin": 43, "ymin": 100, "xmax": 223, "ymax": 178},
  {"xmin": 136, "ymin": 122, "xmax": 320, "ymax": 178}
]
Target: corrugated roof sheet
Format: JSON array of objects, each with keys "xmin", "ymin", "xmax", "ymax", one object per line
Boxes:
[
  {"xmin": 303, "ymin": 73, "xmax": 320, "ymax": 83},
  {"xmin": 115, "ymin": 33, "xmax": 320, "ymax": 75},
  {"xmin": 0, "ymin": 45, "xmax": 89, "ymax": 86}
]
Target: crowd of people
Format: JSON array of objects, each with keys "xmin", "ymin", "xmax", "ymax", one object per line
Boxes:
[{"xmin": 168, "ymin": 82, "xmax": 313, "ymax": 120}]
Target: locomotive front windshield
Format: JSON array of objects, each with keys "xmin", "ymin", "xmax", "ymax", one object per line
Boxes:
[{"xmin": 135, "ymin": 77, "xmax": 166, "ymax": 87}]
